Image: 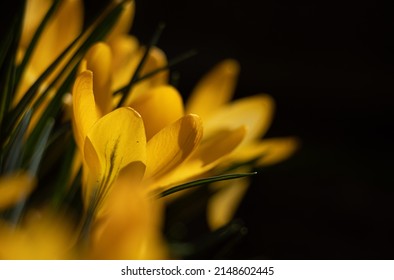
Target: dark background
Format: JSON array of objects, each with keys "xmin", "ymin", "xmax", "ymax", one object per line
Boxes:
[{"xmin": 123, "ymin": 0, "xmax": 394, "ymax": 259}]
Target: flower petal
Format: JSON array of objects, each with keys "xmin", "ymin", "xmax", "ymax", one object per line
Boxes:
[
  {"xmin": 130, "ymin": 85, "xmax": 185, "ymax": 140},
  {"xmin": 155, "ymin": 126, "xmax": 246, "ymax": 188},
  {"xmin": 0, "ymin": 172, "xmax": 36, "ymax": 210},
  {"xmin": 125, "ymin": 47, "xmax": 169, "ymax": 106},
  {"xmin": 84, "ymin": 43, "xmax": 113, "ymax": 115},
  {"xmin": 89, "ymin": 177, "xmax": 167, "ymax": 260},
  {"xmin": 186, "ymin": 59, "xmax": 240, "ymax": 120},
  {"xmin": 204, "ymin": 94, "xmax": 274, "ymax": 143},
  {"xmin": 207, "ymin": 176, "xmax": 250, "ymax": 230},
  {"xmin": 255, "ymin": 137, "xmax": 300, "ymax": 166},
  {"xmin": 145, "ymin": 114, "xmax": 203, "ymax": 180},
  {"xmin": 83, "ymin": 107, "xmax": 146, "ymax": 208},
  {"xmin": 0, "ymin": 210, "xmax": 75, "ymax": 259},
  {"xmin": 225, "ymin": 137, "xmax": 299, "ymax": 166},
  {"xmin": 72, "ymin": 70, "xmax": 100, "ymax": 152},
  {"xmin": 106, "ymin": 0, "xmax": 135, "ymax": 42},
  {"xmin": 109, "ymin": 35, "xmax": 140, "ymax": 90}
]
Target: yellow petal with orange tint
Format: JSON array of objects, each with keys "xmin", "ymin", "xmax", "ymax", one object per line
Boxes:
[
  {"xmin": 155, "ymin": 126, "xmax": 246, "ymax": 189},
  {"xmin": 89, "ymin": 178, "xmax": 167, "ymax": 259},
  {"xmin": 109, "ymin": 35, "xmax": 140, "ymax": 90},
  {"xmin": 204, "ymin": 94, "xmax": 274, "ymax": 143},
  {"xmin": 106, "ymin": 0, "xmax": 135, "ymax": 42},
  {"xmin": 186, "ymin": 59, "xmax": 240, "ymax": 120},
  {"xmin": 255, "ymin": 137, "xmax": 300, "ymax": 166},
  {"xmin": 226, "ymin": 137, "xmax": 299, "ymax": 166},
  {"xmin": 29, "ymin": 0, "xmax": 83, "ymax": 76},
  {"xmin": 72, "ymin": 70, "xmax": 100, "ymax": 152},
  {"xmin": 20, "ymin": 0, "xmax": 52, "ymax": 48},
  {"xmin": 207, "ymin": 175, "xmax": 250, "ymax": 230},
  {"xmin": 84, "ymin": 43, "xmax": 113, "ymax": 115},
  {"xmin": 130, "ymin": 85, "xmax": 185, "ymax": 140},
  {"xmin": 125, "ymin": 47, "xmax": 169, "ymax": 106},
  {"xmin": 0, "ymin": 210, "xmax": 75, "ymax": 259},
  {"xmin": 145, "ymin": 114, "xmax": 203, "ymax": 180},
  {"xmin": 83, "ymin": 107, "xmax": 146, "ymax": 209},
  {"xmin": 0, "ymin": 172, "xmax": 36, "ymax": 210}
]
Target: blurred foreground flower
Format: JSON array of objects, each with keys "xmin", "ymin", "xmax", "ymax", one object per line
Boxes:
[{"xmin": 0, "ymin": 0, "xmax": 297, "ymax": 259}]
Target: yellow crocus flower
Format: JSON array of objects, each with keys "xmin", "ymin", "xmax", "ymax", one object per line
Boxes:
[
  {"xmin": 71, "ymin": 70, "xmax": 203, "ymax": 212},
  {"xmin": 186, "ymin": 59, "xmax": 299, "ymax": 229},
  {"xmin": 76, "ymin": 42, "xmax": 244, "ymax": 191},
  {"xmin": 72, "ymin": 70, "xmax": 203, "ymax": 259},
  {"xmin": 0, "ymin": 210, "xmax": 75, "ymax": 259}
]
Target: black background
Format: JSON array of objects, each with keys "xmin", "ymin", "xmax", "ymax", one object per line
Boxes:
[{"xmin": 122, "ymin": 0, "xmax": 394, "ymax": 259}]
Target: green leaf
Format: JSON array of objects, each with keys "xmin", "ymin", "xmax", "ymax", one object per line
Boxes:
[
  {"xmin": 158, "ymin": 172, "xmax": 257, "ymax": 198},
  {"xmin": 1, "ymin": 109, "xmax": 32, "ymax": 173},
  {"xmin": 28, "ymin": 118, "xmax": 54, "ymax": 176},
  {"xmin": 51, "ymin": 137, "xmax": 76, "ymax": 209},
  {"xmin": 8, "ymin": 118, "xmax": 53, "ymax": 226}
]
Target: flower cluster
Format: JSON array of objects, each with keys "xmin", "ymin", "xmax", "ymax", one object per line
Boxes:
[{"xmin": 0, "ymin": 0, "xmax": 298, "ymax": 259}]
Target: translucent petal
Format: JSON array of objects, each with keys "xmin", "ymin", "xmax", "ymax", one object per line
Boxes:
[
  {"xmin": 255, "ymin": 137, "xmax": 300, "ymax": 166},
  {"xmin": 130, "ymin": 85, "xmax": 185, "ymax": 140},
  {"xmin": 125, "ymin": 47, "xmax": 169, "ymax": 106},
  {"xmin": 145, "ymin": 114, "xmax": 203, "ymax": 180},
  {"xmin": 106, "ymin": 0, "xmax": 135, "ymax": 42},
  {"xmin": 72, "ymin": 71, "xmax": 100, "ymax": 152},
  {"xmin": 89, "ymin": 174, "xmax": 168, "ymax": 260},
  {"xmin": 225, "ymin": 137, "xmax": 299, "ymax": 166},
  {"xmin": 28, "ymin": 0, "xmax": 84, "ymax": 77},
  {"xmin": 207, "ymin": 176, "xmax": 250, "ymax": 230},
  {"xmin": 84, "ymin": 43, "xmax": 113, "ymax": 115},
  {"xmin": 20, "ymin": 0, "xmax": 52, "ymax": 48},
  {"xmin": 83, "ymin": 107, "xmax": 146, "ymax": 207},
  {"xmin": 204, "ymin": 94, "xmax": 275, "ymax": 143},
  {"xmin": 186, "ymin": 59, "xmax": 240, "ymax": 120},
  {"xmin": 109, "ymin": 35, "xmax": 140, "ymax": 90},
  {"xmin": 154, "ymin": 126, "xmax": 246, "ymax": 189}
]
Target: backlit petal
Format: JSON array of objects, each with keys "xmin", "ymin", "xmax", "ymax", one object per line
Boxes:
[
  {"xmin": 256, "ymin": 137, "xmax": 300, "ymax": 166},
  {"xmin": 204, "ymin": 94, "xmax": 274, "ymax": 143},
  {"xmin": 207, "ymin": 176, "xmax": 250, "ymax": 230},
  {"xmin": 145, "ymin": 114, "xmax": 203, "ymax": 180},
  {"xmin": 109, "ymin": 35, "xmax": 140, "ymax": 90},
  {"xmin": 83, "ymin": 107, "xmax": 146, "ymax": 208},
  {"xmin": 155, "ymin": 126, "xmax": 246, "ymax": 188},
  {"xmin": 72, "ymin": 71, "xmax": 100, "ymax": 152},
  {"xmin": 225, "ymin": 137, "xmax": 299, "ymax": 166},
  {"xmin": 20, "ymin": 0, "xmax": 52, "ymax": 48},
  {"xmin": 29, "ymin": 0, "xmax": 83, "ymax": 76},
  {"xmin": 187, "ymin": 59, "xmax": 240, "ymax": 120},
  {"xmin": 130, "ymin": 85, "xmax": 185, "ymax": 140},
  {"xmin": 84, "ymin": 43, "xmax": 113, "ymax": 115},
  {"xmin": 106, "ymin": 0, "xmax": 135, "ymax": 42},
  {"xmin": 89, "ymin": 178, "xmax": 167, "ymax": 260},
  {"xmin": 125, "ymin": 47, "xmax": 169, "ymax": 106}
]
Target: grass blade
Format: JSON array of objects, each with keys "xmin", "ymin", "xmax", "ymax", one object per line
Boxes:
[{"xmin": 159, "ymin": 172, "xmax": 257, "ymax": 198}]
